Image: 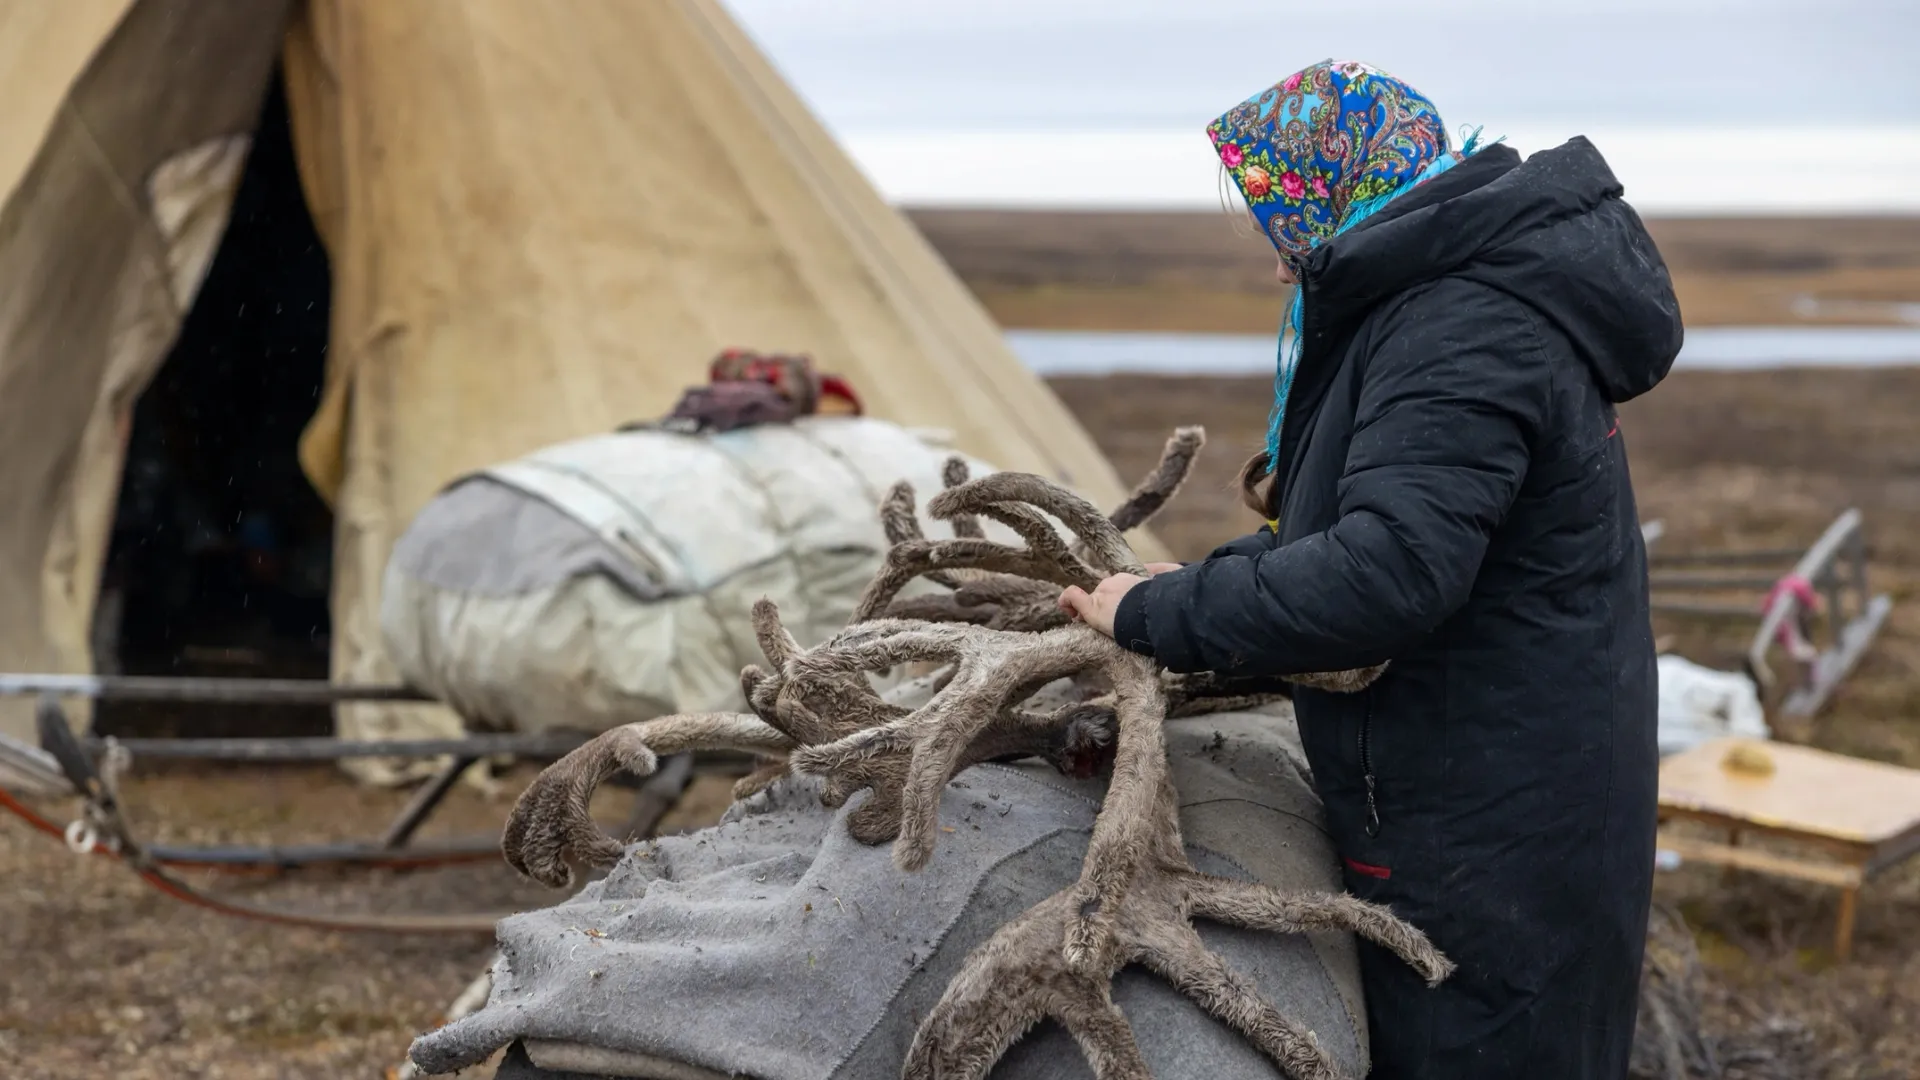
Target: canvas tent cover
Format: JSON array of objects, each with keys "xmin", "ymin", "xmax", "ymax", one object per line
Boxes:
[{"xmin": 0, "ymin": 0, "xmax": 1143, "ymax": 742}]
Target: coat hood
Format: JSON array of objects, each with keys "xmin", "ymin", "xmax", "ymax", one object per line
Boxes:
[{"xmin": 1303, "ymin": 137, "xmax": 1684, "ymax": 403}]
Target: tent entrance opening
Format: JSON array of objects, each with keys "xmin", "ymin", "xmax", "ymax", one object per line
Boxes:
[{"xmin": 93, "ymin": 71, "xmax": 334, "ymax": 739}]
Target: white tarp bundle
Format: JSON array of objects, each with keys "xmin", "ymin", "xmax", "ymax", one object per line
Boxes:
[
  {"xmin": 1655, "ymin": 653, "xmax": 1770, "ymax": 757},
  {"xmin": 379, "ymin": 417, "xmax": 1007, "ymax": 738}
]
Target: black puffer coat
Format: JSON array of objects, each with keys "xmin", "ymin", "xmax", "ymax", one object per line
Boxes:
[{"xmin": 1113, "ymin": 138, "xmax": 1683, "ymax": 1079}]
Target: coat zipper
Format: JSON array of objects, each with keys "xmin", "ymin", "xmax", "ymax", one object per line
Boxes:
[{"xmin": 1359, "ymin": 689, "xmax": 1380, "ymax": 838}]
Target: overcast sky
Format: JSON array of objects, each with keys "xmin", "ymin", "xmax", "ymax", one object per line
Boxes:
[{"xmin": 722, "ymin": 0, "xmax": 1920, "ymax": 213}]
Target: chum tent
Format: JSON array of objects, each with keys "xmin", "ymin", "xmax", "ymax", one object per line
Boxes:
[{"xmin": 0, "ymin": 0, "xmax": 1146, "ymax": 745}]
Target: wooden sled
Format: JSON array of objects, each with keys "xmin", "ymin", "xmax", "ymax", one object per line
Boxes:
[
  {"xmin": 1642, "ymin": 509, "xmax": 1892, "ymax": 726},
  {"xmin": 0, "ymin": 674, "xmax": 701, "ymax": 932}
]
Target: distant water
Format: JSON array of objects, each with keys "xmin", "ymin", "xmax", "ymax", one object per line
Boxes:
[{"xmin": 1006, "ymin": 327, "xmax": 1920, "ymax": 377}]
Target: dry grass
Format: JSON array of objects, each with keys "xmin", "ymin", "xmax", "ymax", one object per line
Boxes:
[
  {"xmin": 5, "ymin": 368, "xmax": 1919, "ymax": 1077},
  {"xmin": 908, "ymin": 209, "xmax": 1920, "ymax": 332}
]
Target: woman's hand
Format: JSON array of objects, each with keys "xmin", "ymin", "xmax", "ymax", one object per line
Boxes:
[
  {"xmin": 1058, "ymin": 574, "xmax": 1145, "ymax": 637},
  {"xmin": 1058, "ymin": 564, "xmax": 1177, "ymax": 638}
]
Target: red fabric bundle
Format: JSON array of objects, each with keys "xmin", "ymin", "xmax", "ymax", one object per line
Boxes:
[{"xmin": 664, "ymin": 349, "xmax": 863, "ymax": 432}]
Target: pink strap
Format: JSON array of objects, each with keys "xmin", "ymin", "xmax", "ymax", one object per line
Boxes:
[{"xmin": 1763, "ymin": 574, "xmax": 1820, "ymax": 657}]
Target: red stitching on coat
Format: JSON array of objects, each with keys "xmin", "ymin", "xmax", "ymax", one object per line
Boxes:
[{"xmin": 1343, "ymin": 856, "xmax": 1392, "ymax": 880}]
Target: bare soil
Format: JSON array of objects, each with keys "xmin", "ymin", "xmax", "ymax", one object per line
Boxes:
[
  {"xmin": 6, "ymin": 368, "xmax": 1919, "ymax": 1077},
  {"xmin": 0, "ymin": 766, "xmax": 737, "ymax": 1080}
]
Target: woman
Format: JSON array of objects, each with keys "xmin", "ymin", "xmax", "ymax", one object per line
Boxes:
[{"xmin": 1060, "ymin": 60, "xmax": 1681, "ymax": 1078}]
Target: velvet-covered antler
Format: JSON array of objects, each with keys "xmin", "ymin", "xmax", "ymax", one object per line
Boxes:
[{"xmin": 496, "ymin": 426, "xmax": 1445, "ymax": 1080}]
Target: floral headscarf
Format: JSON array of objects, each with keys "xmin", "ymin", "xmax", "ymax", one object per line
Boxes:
[{"xmin": 1209, "ymin": 60, "xmax": 1488, "ymax": 472}]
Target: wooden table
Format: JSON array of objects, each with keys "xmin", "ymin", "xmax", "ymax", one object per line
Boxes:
[{"xmin": 1657, "ymin": 737, "xmax": 1920, "ymax": 961}]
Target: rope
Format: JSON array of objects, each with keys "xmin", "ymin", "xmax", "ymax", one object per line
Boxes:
[
  {"xmin": 0, "ymin": 773, "xmax": 512, "ymax": 935},
  {"xmin": 126, "ymin": 864, "xmax": 504, "ymax": 935},
  {"xmin": 1, "ymin": 785, "xmax": 505, "ymax": 933},
  {"xmin": 1763, "ymin": 574, "xmax": 1822, "ymax": 662},
  {"xmin": 0, "ymin": 776, "xmax": 502, "ymax": 871}
]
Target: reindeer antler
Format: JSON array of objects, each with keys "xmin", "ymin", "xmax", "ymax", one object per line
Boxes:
[
  {"xmin": 1107, "ymin": 425, "xmax": 1205, "ymax": 534},
  {"xmin": 870, "ymin": 427, "xmax": 1204, "ymax": 633},
  {"xmin": 501, "ymin": 712, "xmax": 795, "ymax": 887},
  {"xmin": 854, "ymin": 473, "xmax": 1114, "ymax": 626},
  {"xmin": 496, "ymin": 426, "xmax": 1447, "ymax": 1080},
  {"xmin": 868, "ymin": 437, "xmax": 1385, "ymax": 695},
  {"xmin": 906, "ymin": 777, "xmax": 1453, "ymax": 1080}
]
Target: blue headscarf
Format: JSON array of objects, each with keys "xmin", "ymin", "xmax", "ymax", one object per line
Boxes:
[{"xmin": 1208, "ymin": 60, "xmax": 1491, "ymax": 469}]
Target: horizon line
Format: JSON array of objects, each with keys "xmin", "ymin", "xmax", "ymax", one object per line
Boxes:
[{"xmin": 840, "ymin": 125, "xmax": 1920, "ymax": 216}]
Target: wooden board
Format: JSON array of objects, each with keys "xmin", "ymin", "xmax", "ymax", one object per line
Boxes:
[
  {"xmin": 1654, "ymin": 834, "xmax": 1863, "ymax": 888},
  {"xmin": 1659, "ymin": 737, "xmax": 1920, "ymax": 846}
]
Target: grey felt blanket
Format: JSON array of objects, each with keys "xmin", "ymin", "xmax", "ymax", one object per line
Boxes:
[{"xmin": 410, "ymin": 706, "xmax": 1368, "ymax": 1079}]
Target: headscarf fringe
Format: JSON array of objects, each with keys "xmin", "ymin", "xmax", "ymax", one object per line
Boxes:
[{"xmin": 1259, "ymin": 127, "xmax": 1501, "ymax": 470}]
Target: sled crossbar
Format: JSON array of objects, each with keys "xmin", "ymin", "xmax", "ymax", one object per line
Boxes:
[
  {"xmin": 1641, "ymin": 509, "xmax": 1893, "ymax": 721},
  {"xmin": 0, "ymin": 673, "xmax": 431, "ymax": 704}
]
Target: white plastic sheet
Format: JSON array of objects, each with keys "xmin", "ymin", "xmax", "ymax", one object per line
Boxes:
[{"xmin": 1656, "ymin": 653, "xmax": 1770, "ymax": 758}]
